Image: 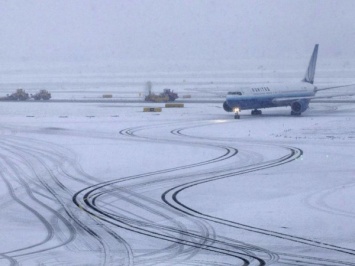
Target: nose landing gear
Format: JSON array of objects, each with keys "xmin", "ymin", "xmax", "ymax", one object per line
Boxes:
[{"xmin": 233, "ymin": 108, "xmax": 240, "ymax": 119}]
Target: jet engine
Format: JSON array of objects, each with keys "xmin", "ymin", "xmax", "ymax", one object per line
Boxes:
[
  {"xmin": 291, "ymin": 100, "xmax": 309, "ymax": 115},
  {"xmin": 223, "ymin": 101, "xmax": 233, "ymax": 112}
]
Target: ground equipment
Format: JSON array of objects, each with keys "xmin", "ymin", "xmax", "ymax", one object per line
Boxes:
[
  {"xmin": 6, "ymin": 89, "xmax": 30, "ymax": 101},
  {"xmin": 31, "ymin": 89, "xmax": 51, "ymax": 100},
  {"xmin": 144, "ymin": 88, "xmax": 179, "ymax": 102}
]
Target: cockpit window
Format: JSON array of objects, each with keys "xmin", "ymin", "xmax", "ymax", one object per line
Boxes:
[{"xmin": 227, "ymin": 91, "xmax": 242, "ymax": 95}]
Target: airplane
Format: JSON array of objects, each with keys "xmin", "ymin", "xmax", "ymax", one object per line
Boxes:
[{"xmin": 223, "ymin": 44, "xmax": 355, "ymax": 119}]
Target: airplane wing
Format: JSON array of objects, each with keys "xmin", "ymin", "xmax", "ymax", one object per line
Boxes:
[
  {"xmin": 311, "ymin": 99, "xmax": 355, "ymax": 103},
  {"xmin": 272, "ymin": 92, "xmax": 355, "ymax": 104},
  {"xmin": 310, "ymin": 92, "xmax": 355, "ymax": 102}
]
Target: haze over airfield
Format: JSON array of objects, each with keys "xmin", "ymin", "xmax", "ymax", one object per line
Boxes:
[
  {"xmin": 1, "ymin": 0, "xmax": 355, "ymax": 64},
  {"xmin": 1, "ymin": 2, "xmax": 355, "ymax": 265}
]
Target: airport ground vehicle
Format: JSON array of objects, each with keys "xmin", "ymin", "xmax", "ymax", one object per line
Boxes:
[
  {"xmin": 31, "ymin": 89, "xmax": 51, "ymax": 100},
  {"xmin": 5, "ymin": 89, "xmax": 30, "ymax": 101},
  {"xmin": 145, "ymin": 88, "xmax": 178, "ymax": 102},
  {"xmin": 0, "ymin": 89, "xmax": 51, "ymax": 101}
]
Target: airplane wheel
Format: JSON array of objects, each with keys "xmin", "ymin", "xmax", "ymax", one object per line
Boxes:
[{"xmin": 234, "ymin": 114, "xmax": 240, "ymax": 119}]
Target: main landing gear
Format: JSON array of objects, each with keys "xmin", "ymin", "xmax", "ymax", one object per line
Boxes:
[
  {"xmin": 291, "ymin": 111, "xmax": 301, "ymax": 116},
  {"xmin": 251, "ymin": 109, "xmax": 262, "ymax": 115}
]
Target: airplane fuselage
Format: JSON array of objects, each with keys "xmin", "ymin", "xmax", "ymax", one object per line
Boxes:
[{"xmin": 225, "ymin": 82, "xmax": 315, "ymax": 111}]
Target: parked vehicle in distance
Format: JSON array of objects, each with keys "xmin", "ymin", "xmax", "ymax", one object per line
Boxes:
[
  {"xmin": 6, "ymin": 89, "xmax": 30, "ymax": 101},
  {"xmin": 0, "ymin": 89, "xmax": 52, "ymax": 101},
  {"xmin": 31, "ymin": 89, "xmax": 51, "ymax": 100},
  {"xmin": 145, "ymin": 88, "xmax": 178, "ymax": 102}
]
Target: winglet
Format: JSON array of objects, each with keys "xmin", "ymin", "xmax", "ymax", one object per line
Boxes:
[{"xmin": 302, "ymin": 44, "xmax": 318, "ymax": 84}]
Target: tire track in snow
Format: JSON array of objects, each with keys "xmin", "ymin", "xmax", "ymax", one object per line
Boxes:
[
  {"xmin": 71, "ymin": 123, "xmax": 280, "ymax": 265},
  {"xmin": 303, "ymin": 182, "xmax": 355, "ymax": 219},
  {"xmin": 0, "ymin": 135, "xmax": 133, "ymax": 265},
  {"xmin": 166, "ymin": 123, "xmax": 355, "ymax": 265}
]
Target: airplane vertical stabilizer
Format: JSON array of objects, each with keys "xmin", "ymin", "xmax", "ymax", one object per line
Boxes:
[{"xmin": 302, "ymin": 44, "xmax": 318, "ymax": 84}]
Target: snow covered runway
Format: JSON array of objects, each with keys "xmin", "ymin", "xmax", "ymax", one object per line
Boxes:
[{"xmin": 0, "ymin": 101, "xmax": 354, "ymax": 265}]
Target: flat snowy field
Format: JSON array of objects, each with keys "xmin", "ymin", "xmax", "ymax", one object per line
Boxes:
[{"xmin": 0, "ymin": 63, "xmax": 355, "ymax": 265}]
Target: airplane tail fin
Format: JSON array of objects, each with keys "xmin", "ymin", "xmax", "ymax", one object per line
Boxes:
[{"xmin": 302, "ymin": 44, "xmax": 318, "ymax": 84}]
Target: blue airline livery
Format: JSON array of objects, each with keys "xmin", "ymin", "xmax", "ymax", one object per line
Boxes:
[{"xmin": 223, "ymin": 44, "xmax": 355, "ymax": 119}]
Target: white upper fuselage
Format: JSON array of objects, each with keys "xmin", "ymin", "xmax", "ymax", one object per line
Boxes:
[{"xmin": 225, "ymin": 82, "xmax": 316, "ymax": 110}]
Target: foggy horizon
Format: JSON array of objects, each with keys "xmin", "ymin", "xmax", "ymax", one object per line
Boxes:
[{"xmin": 1, "ymin": 0, "xmax": 355, "ymax": 64}]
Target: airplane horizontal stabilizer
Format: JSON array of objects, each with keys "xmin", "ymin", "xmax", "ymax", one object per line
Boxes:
[{"xmin": 315, "ymin": 83, "xmax": 355, "ymax": 91}]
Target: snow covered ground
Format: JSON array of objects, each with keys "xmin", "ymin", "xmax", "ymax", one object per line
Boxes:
[{"xmin": 0, "ymin": 62, "xmax": 355, "ymax": 265}]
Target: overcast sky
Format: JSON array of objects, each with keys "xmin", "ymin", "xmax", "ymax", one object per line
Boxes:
[{"xmin": 1, "ymin": 0, "xmax": 355, "ymax": 62}]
